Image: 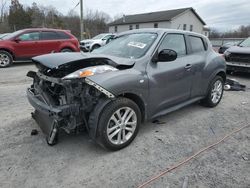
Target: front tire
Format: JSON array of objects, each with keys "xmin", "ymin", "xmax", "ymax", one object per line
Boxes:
[
  {"xmin": 201, "ymin": 76, "xmax": 224, "ymax": 107},
  {"xmin": 91, "ymin": 44, "xmax": 100, "ymax": 51},
  {"xmin": 0, "ymin": 50, "xmax": 13, "ymax": 68},
  {"xmin": 96, "ymin": 98, "xmax": 141, "ymax": 151}
]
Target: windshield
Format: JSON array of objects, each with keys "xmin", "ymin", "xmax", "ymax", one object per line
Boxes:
[
  {"xmin": 92, "ymin": 33, "xmax": 157, "ymax": 59},
  {"xmin": 1, "ymin": 30, "xmax": 23, "ymax": 40},
  {"xmin": 239, "ymin": 38, "xmax": 250, "ymax": 47},
  {"xmin": 92, "ymin": 34, "xmax": 106, "ymax": 40}
]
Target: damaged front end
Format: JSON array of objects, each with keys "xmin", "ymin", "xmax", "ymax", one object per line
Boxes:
[{"xmin": 26, "ymin": 53, "xmax": 126, "ymax": 145}]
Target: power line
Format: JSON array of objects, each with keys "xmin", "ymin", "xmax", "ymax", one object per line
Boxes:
[{"xmin": 70, "ymin": 1, "xmax": 80, "ymax": 12}]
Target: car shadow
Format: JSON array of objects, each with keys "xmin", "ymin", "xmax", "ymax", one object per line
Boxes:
[
  {"xmin": 12, "ymin": 61, "xmax": 33, "ymax": 67},
  {"xmin": 44, "ymin": 102, "xmax": 202, "ymax": 153}
]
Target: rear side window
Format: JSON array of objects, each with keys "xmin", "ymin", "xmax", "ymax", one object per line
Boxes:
[
  {"xmin": 189, "ymin": 36, "xmax": 205, "ymax": 53},
  {"xmin": 41, "ymin": 31, "xmax": 59, "ymax": 40},
  {"xmin": 57, "ymin": 31, "xmax": 71, "ymax": 39},
  {"xmin": 158, "ymin": 34, "xmax": 187, "ymax": 57}
]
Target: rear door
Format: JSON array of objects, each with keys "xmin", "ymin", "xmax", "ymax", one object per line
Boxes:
[
  {"xmin": 13, "ymin": 31, "xmax": 42, "ymax": 58},
  {"xmin": 147, "ymin": 33, "xmax": 194, "ymax": 116},
  {"xmin": 187, "ymin": 35, "xmax": 207, "ymax": 97},
  {"xmin": 40, "ymin": 31, "xmax": 61, "ymax": 54}
]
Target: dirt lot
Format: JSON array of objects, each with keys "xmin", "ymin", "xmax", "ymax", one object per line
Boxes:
[{"xmin": 0, "ymin": 63, "xmax": 249, "ymax": 188}]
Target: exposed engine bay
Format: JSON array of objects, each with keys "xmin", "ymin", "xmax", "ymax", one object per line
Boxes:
[{"xmin": 27, "ymin": 53, "xmax": 133, "ymax": 145}]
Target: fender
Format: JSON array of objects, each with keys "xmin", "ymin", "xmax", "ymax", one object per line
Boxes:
[{"xmin": 0, "ymin": 46, "xmax": 15, "ymax": 58}]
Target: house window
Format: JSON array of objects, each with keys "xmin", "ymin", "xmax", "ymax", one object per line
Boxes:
[
  {"xmin": 114, "ymin": 26, "xmax": 117, "ymax": 32},
  {"xmin": 154, "ymin": 23, "xmax": 158, "ymax": 28},
  {"xmin": 190, "ymin": 25, "xmax": 193, "ymax": 31},
  {"xmin": 129, "ymin": 25, "xmax": 133, "ymax": 30},
  {"xmin": 136, "ymin": 24, "xmax": 139, "ymax": 29},
  {"xmin": 183, "ymin": 24, "xmax": 187, "ymax": 30}
]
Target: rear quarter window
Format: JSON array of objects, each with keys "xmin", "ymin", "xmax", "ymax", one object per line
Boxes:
[
  {"xmin": 189, "ymin": 36, "xmax": 206, "ymax": 53},
  {"xmin": 57, "ymin": 31, "xmax": 71, "ymax": 39}
]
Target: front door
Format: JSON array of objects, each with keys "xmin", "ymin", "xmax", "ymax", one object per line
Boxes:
[
  {"xmin": 147, "ymin": 33, "xmax": 194, "ymax": 117},
  {"xmin": 13, "ymin": 31, "xmax": 43, "ymax": 58}
]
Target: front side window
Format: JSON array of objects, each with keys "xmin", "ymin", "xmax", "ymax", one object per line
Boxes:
[
  {"xmin": 93, "ymin": 33, "xmax": 157, "ymax": 59},
  {"xmin": 189, "ymin": 36, "xmax": 205, "ymax": 53},
  {"xmin": 158, "ymin": 34, "xmax": 187, "ymax": 57},
  {"xmin": 41, "ymin": 31, "xmax": 59, "ymax": 40},
  {"xmin": 18, "ymin": 32, "xmax": 40, "ymax": 41}
]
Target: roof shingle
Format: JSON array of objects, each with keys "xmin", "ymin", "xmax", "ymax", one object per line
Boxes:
[{"xmin": 108, "ymin": 7, "xmax": 205, "ymax": 26}]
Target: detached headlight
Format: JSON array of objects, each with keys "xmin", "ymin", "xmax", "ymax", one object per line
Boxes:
[{"xmin": 62, "ymin": 65, "xmax": 118, "ymax": 80}]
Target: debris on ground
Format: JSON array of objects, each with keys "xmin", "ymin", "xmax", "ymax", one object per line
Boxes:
[
  {"xmin": 182, "ymin": 176, "xmax": 189, "ymax": 188},
  {"xmin": 31, "ymin": 129, "xmax": 38, "ymax": 136},
  {"xmin": 224, "ymin": 78, "xmax": 246, "ymax": 91},
  {"xmin": 241, "ymin": 154, "xmax": 249, "ymax": 161},
  {"xmin": 152, "ymin": 119, "xmax": 166, "ymax": 124}
]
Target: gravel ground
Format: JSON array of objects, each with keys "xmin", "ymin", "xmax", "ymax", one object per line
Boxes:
[{"xmin": 0, "ymin": 63, "xmax": 249, "ymax": 188}]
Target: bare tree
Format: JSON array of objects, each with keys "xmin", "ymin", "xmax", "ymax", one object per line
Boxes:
[{"xmin": 0, "ymin": 0, "xmax": 7, "ymax": 23}]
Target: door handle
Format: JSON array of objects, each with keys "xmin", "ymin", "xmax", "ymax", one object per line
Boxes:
[{"xmin": 185, "ymin": 64, "xmax": 192, "ymax": 70}]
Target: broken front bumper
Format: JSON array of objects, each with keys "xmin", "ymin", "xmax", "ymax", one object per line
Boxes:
[
  {"xmin": 226, "ymin": 62, "xmax": 250, "ymax": 73},
  {"xmin": 27, "ymin": 88, "xmax": 77, "ymax": 135}
]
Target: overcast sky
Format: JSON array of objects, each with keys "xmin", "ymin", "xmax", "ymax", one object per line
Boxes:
[{"xmin": 17, "ymin": 0, "xmax": 250, "ymax": 31}]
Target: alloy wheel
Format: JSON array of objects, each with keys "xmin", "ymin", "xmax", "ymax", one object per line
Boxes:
[
  {"xmin": 0, "ymin": 53, "xmax": 10, "ymax": 67},
  {"xmin": 107, "ymin": 107, "xmax": 137, "ymax": 145},
  {"xmin": 211, "ymin": 80, "xmax": 223, "ymax": 104}
]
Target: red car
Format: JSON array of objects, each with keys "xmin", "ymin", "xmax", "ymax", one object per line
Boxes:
[{"xmin": 0, "ymin": 28, "xmax": 80, "ymax": 67}]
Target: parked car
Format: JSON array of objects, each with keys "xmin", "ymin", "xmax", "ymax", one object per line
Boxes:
[
  {"xmin": 0, "ymin": 28, "xmax": 80, "ymax": 67},
  {"xmin": 224, "ymin": 37, "xmax": 250, "ymax": 73},
  {"xmin": 0, "ymin": 33, "xmax": 10, "ymax": 39},
  {"xmin": 218, "ymin": 41, "xmax": 240, "ymax": 54},
  {"xmin": 27, "ymin": 29, "xmax": 226, "ymax": 150},
  {"xmin": 80, "ymin": 33, "xmax": 115, "ymax": 52}
]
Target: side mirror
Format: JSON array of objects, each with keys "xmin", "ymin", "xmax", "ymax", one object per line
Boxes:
[
  {"xmin": 157, "ymin": 49, "xmax": 177, "ymax": 62},
  {"xmin": 14, "ymin": 38, "xmax": 21, "ymax": 43}
]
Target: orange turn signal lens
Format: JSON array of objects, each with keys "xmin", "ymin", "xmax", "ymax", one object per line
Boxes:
[{"xmin": 79, "ymin": 70, "xmax": 94, "ymax": 78}]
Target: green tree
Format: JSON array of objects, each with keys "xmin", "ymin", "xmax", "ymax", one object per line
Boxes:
[{"xmin": 8, "ymin": 0, "xmax": 31, "ymax": 30}]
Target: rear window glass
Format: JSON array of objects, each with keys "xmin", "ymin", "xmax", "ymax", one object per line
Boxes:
[
  {"xmin": 41, "ymin": 31, "xmax": 59, "ymax": 40},
  {"xmin": 189, "ymin": 36, "xmax": 205, "ymax": 53}
]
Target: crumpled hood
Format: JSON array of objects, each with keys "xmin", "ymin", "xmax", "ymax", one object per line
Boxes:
[
  {"xmin": 227, "ymin": 46, "xmax": 250, "ymax": 54},
  {"xmin": 32, "ymin": 52, "xmax": 135, "ymax": 69}
]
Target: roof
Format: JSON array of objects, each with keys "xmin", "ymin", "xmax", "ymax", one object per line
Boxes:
[
  {"xmin": 109, "ymin": 7, "xmax": 206, "ymax": 26},
  {"xmin": 116, "ymin": 28, "xmax": 207, "ymax": 39}
]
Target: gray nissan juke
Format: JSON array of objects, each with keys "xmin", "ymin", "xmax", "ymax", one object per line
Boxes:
[{"xmin": 27, "ymin": 29, "xmax": 226, "ymax": 150}]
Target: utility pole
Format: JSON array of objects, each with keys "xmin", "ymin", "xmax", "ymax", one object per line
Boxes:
[{"xmin": 80, "ymin": 0, "xmax": 84, "ymax": 40}]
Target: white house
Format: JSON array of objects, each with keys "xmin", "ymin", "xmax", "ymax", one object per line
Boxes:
[{"xmin": 109, "ymin": 7, "xmax": 209, "ymax": 37}]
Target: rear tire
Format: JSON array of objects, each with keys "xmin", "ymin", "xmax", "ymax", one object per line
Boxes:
[
  {"xmin": 201, "ymin": 76, "xmax": 224, "ymax": 107},
  {"xmin": 96, "ymin": 98, "xmax": 141, "ymax": 151},
  {"xmin": 60, "ymin": 48, "xmax": 73, "ymax": 53},
  {"xmin": 0, "ymin": 50, "xmax": 13, "ymax": 68}
]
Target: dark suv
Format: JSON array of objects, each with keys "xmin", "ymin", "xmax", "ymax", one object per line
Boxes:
[
  {"xmin": 0, "ymin": 28, "xmax": 80, "ymax": 67},
  {"xmin": 225, "ymin": 37, "xmax": 250, "ymax": 73},
  {"xmin": 27, "ymin": 29, "xmax": 226, "ymax": 150}
]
